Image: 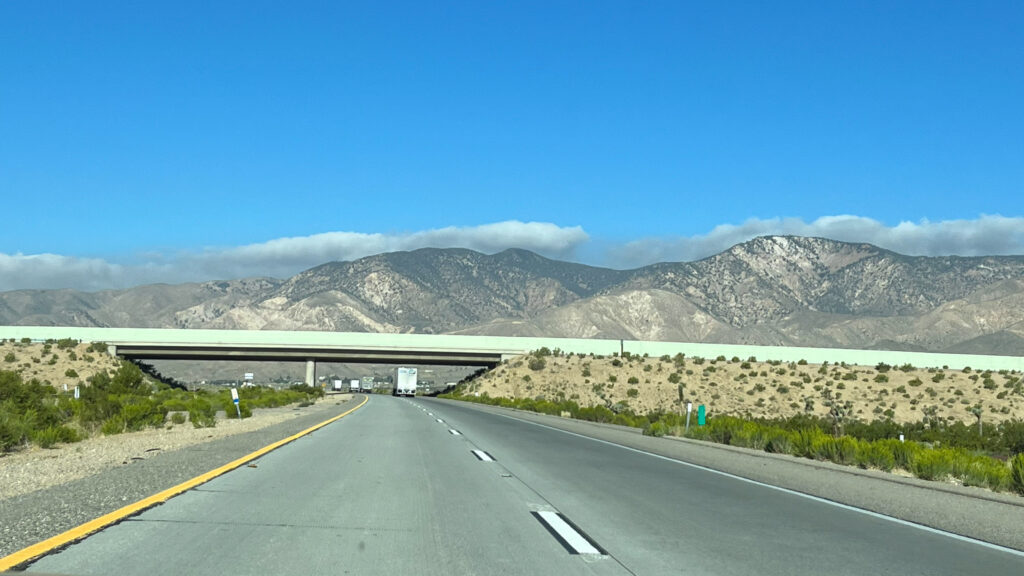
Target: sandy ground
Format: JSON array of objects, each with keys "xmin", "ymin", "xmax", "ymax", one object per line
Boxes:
[
  {"xmin": 469, "ymin": 352, "xmax": 1024, "ymax": 425},
  {"xmin": 0, "ymin": 395, "xmax": 350, "ymax": 501}
]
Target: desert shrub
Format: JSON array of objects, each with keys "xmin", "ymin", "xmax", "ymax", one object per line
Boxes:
[
  {"xmin": 188, "ymin": 397, "xmax": 217, "ymax": 428},
  {"xmin": 31, "ymin": 426, "xmax": 61, "ymax": 448},
  {"xmin": 577, "ymin": 405, "xmax": 614, "ymax": 423},
  {"xmin": 911, "ymin": 448, "xmax": 954, "ymax": 481},
  {"xmin": 792, "ymin": 427, "xmax": 829, "ymax": 459},
  {"xmin": 834, "ymin": 437, "xmax": 859, "ymax": 465},
  {"xmin": 170, "ymin": 412, "xmax": 187, "ymax": 425},
  {"xmin": 684, "ymin": 425, "xmax": 711, "ymax": 441},
  {"xmin": 765, "ymin": 430, "xmax": 794, "ymax": 454},
  {"xmin": 730, "ymin": 421, "xmax": 768, "ymax": 450},
  {"xmin": 120, "ymin": 398, "xmax": 164, "ymax": 431},
  {"xmin": 708, "ymin": 416, "xmax": 745, "ymax": 445},
  {"xmin": 855, "ymin": 440, "xmax": 896, "ymax": 471},
  {"xmin": 1011, "ymin": 454, "xmax": 1024, "ymax": 495},
  {"xmin": 101, "ymin": 415, "xmax": 125, "ymax": 435},
  {"xmin": 810, "ymin": 435, "xmax": 840, "ymax": 462},
  {"xmin": 1000, "ymin": 419, "xmax": 1024, "ymax": 456},
  {"xmin": 56, "ymin": 338, "xmax": 79, "ymax": 350},
  {"xmin": 959, "ymin": 455, "xmax": 1008, "ymax": 491},
  {"xmin": 643, "ymin": 420, "xmax": 668, "ymax": 437},
  {"xmin": 611, "ymin": 413, "xmax": 635, "ymax": 427}
]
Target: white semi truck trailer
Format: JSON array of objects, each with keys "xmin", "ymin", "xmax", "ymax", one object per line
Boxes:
[{"xmin": 395, "ymin": 367, "xmax": 417, "ymax": 397}]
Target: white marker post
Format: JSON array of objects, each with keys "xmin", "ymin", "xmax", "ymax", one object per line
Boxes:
[
  {"xmin": 231, "ymin": 387, "xmax": 241, "ymax": 419},
  {"xmin": 899, "ymin": 434, "xmax": 905, "ymax": 443},
  {"xmin": 74, "ymin": 386, "xmax": 80, "ymax": 400},
  {"xmin": 685, "ymin": 402, "xmax": 693, "ymax": 434}
]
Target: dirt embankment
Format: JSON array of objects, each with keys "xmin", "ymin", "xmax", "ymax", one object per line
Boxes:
[
  {"xmin": 467, "ymin": 352, "xmax": 1023, "ymax": 424},
  {"xmin": 0, "ymin": 339, "xmax": 120, "ymax": 390}
]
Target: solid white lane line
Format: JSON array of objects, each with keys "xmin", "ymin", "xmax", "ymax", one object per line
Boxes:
[
  {"xmin": 471, "ymin": 450, "xmax": 495, "ymax": 462},
  {"xmin": 534, "ymin": 511, "xmax": 602, "ymax": 555},
  {"xmin": 449, "ymin": 429, "xmax": 461, "ymax": 435},
  {"xmin": 489, "ymin": 411, "xmax": 1024, "ymax": 559}
]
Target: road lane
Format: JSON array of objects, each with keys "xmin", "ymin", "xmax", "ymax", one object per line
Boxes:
[
  {"xmin": 423, "ymin": 398, "xmax": 1024, "ymax": 575},
  {"xmin": 26, "ymin": 396, "xmax": 627, "ymax": 576},
  {"xmin": 25, "ymin": 395, "xmax": 1024, "ymax": 575}
]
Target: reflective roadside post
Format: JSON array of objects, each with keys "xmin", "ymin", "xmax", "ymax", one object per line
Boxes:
[
  {"xmin": 231, "ymin": 387, "xmax": 241, "ymax": 419},
  {"xmin": 698, "ymin": 404, "xmax": 706, "ymax": 427},
  {"xmin": 685, "ymin": 402, "xmax": 693, "ymax": 434}
]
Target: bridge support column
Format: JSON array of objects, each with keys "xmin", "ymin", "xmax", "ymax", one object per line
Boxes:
[
  {"xmin": 107, "ymin": 344, "xmax": 118, "ymax": 358},
  {"xmin": 305, "ymin": 359, "xmax": 316, "ymax": 387}
]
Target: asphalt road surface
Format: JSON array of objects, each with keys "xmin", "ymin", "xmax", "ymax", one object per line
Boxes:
[{"xmin": 26, "ymin": 396, "xmax": 1024, "ymax": 575}]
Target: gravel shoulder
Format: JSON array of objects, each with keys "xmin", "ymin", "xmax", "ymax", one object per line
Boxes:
[
  {"xmin": 431, "ymin": 398, "xmax": 1024, "ymax": 553},
  {"xmin": 0, "ymin": 394, "xmax": 360, "ymax": 558}
]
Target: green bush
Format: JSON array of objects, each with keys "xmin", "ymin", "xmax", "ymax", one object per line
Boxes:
[
  {"xmin": 1011, "ymin": 454, "xmax": 1024, "ymax": 496},
  {"xmin": 834, "ymin": 437, "xmax": 859, "ymax": 466},
  {"xmin": 643, "ymin": 420, "xmax": 668, "ymax": 437},
  {"xmin": 792, "ymin": 428, "xmax": 829, "ymax": 459},
  {"xmin": 188, "ymin": 397, "xmax": 217, "ymax": 428},
  {"xmin": 32, "ymin": 426, "xmax": 61, "ymax": 448},
  {"xmin": 56, "ymin": 338, "xmax": 79, "ymax": 350},
  {"xmin": 911, "ymin": 448, "xmax": 954, "ymax": 481},
  {"xmin": 855, "ymin": 440, "xmax": 896, "ymax": 471},
  {"xmin": 101, "ymin": 416, "xmax": 125, "ymax": 435},
  {"xmin": 891, "ymin": 440, "xmax": 922, "ymax": 471},
  {"xmin": 958, "ymin": 455, "xmax": 1007, "ymax": 490},
  {"xmin": 121, "ymin": 399, "xmax": 164, "ymax": 431},
  {"xmin": 731, "ymin": 421, "xmax": 768, "ymax": 450},
  {"xmin": 810, "ymin": 435, "xmax": 840, "ymax": 462},
  {"xmin": 765, "ymin": 431, "xmax": 794, "ymax": 454}
]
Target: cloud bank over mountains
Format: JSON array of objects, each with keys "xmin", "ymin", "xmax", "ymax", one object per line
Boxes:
[
  {"xmin": 2, "ymin": 216, "xmax": 1022, "ymax": 291},
  {"xmin": 607, "ymin": 215, "xmax": 1024, "ymax": 267}
]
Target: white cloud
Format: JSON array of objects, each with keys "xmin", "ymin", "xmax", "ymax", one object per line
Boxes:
[
  {"xmin": 2, "ymin": 216, "xmax": 1022, "ymax": 291},
  {"xmin": 607, "ymin": 215, "xmax": 1024, "ymax": 268},
  {"xmin": 0, "ymin": 221, "xmax": 589, "ymax": 291},
  {"xmin": 0, "ymin": 253, "xmax": 128, "ymax": 292}
]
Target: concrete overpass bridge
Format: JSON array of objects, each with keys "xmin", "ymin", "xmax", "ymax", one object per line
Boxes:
[{"xmin": 1, "ymin": 326, "xmax": 1022, "ymax": 386}]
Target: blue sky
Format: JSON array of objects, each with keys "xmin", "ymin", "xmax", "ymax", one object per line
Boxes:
[{"xmin": 1, "ymin": 1, "xmax": 1022, "ymax": 290}]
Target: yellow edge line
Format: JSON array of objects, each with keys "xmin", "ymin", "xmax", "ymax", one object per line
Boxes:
[{"xmin": 0, "ymin": 394, "xmax": 369, "ymax": 571}]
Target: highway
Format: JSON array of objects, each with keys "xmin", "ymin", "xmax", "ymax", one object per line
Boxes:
[{"xmin": 26, "ymin": 396, "xmax": 1024, "ymax": 575}]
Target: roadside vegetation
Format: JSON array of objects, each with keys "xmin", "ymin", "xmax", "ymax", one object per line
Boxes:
[
  {"xmin": 0, "ymin": 341, "xmax": 324, "ymax": 453},
  {"xmin": 441, "ymin": 348, "xmax": 1024, "ymax": 496}
]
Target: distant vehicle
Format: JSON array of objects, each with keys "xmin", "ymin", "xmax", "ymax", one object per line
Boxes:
[
  {"xmin": 395, "ymin": 367, "xmax": 417, "ymax": 397},
  {"xmin": 349, "ymin": 379, "xmax": 360, "ymax": 393},
  {"xmin": 333, "ymin": 380, "xmax": 343, "ymax": 392},
  {"xmin": 359, "ymin": 380, "xmax": 373, "ymax": 393}
]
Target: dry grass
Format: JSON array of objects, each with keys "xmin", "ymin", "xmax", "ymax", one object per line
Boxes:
[{"xmin": 468, "ymin": 352, "xmax": 1024, "ymax": 425}]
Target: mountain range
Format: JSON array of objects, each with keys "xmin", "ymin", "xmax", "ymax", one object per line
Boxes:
[{"xmin": 3, "ymin": 236, "xmax": 1024, "ymax": 355}]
